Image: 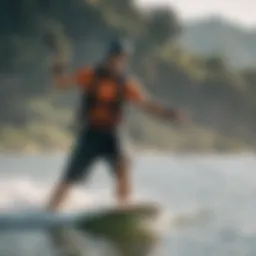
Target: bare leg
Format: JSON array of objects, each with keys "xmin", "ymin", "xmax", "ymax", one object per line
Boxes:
[
  {"xmin": 115, "ymin": 157, "xmax": 131, "ymax": 207},
  {"xmin": 47, "ymin": 182, "xmax": 72, "ymax": 211}
]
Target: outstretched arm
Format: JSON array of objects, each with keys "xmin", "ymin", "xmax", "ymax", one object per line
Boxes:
[
  {"xmin": 52, "ymin": 59, "xmax": 76, "ymax": 89},
  {"xmin": 136, "ymin": 99, "xmax": 180, "ymax": 121},
  {"xmin": 52, "ymin": 59, "xmax": 93, "ymax": 91},
  {"xmin": 127, "ymin": 80, "xmax": 185, "ymax": 123}
]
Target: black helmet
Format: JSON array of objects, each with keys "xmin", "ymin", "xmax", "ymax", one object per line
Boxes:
[{"xmin": 107, "ymin": 38, "xmax": 133, "ymax": 57}]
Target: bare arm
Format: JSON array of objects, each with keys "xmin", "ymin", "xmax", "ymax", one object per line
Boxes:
[
  {"xmin": 136, "ymin": 99, "xmax": 178, "ymax": 120},
  {"xmin": 52, "ymin": 60, "xmax": 76, "ymax": 89},
  {"xmin": 127, "ymin": 80, "xmax": 182, "ymax": 122}
]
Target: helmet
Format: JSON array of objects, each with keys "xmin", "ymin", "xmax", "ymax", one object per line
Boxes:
[{"xmin": 107, "ymin": 38, "xmax": 133, "ymax": 57}]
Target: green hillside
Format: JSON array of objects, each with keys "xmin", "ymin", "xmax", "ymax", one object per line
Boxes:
[
  {"xmin": 180, "ymin": 16, "xmax": 256, "ymax": 68},
  {"xmin": 0, "ymin": 0, "xmax": 255, "ymax": 153}
]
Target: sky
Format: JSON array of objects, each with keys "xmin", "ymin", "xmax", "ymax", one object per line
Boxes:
[{"xmin": 136, "ymin": 0, "xmax": 256, "ymax": 27}]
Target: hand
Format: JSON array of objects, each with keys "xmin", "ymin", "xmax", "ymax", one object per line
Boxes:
[
  {"xmin": 43, "ymin": 32, "xmax": 59, "ymax": 53},
  {"xmin": 52, "ymin": 58, "xmax": 67, "ymax": 75},
  {"xmin": 166, "ymin": 109, "xmax": 188, "ymax": 124}
]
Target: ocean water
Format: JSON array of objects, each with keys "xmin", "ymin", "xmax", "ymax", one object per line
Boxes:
[{"xmin": 0, "ymin": 152, "xmax": 256, "ymax": 256}]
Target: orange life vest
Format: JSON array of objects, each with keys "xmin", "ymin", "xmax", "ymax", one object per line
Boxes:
[{"xmin": 78, "ymin": 65, "xmax": 126, "ymax": 130}]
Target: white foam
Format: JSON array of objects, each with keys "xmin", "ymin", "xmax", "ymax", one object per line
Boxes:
[
  {"xmin": 0, "ymin": 177, "xmax": 113, "ymax": 212},
  {"xmin": 0, "ymin": 177, "xmax": 211, "ymax": 228}
]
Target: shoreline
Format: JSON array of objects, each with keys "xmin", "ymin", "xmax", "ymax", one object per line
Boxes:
[{"xmin": 0, "ymin": 144, "xmax": 254, "ymax": 156}]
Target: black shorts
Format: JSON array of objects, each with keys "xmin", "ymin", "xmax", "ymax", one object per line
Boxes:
[{"xmin": 62, "ymin": 127, "xmax": 124, "ymax": 183}]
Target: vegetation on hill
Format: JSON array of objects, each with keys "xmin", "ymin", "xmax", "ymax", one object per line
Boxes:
[
  {"xmin": 180, "ymin": 16, "xmax": 256, "ymax": 68},
  {"xmin": 0, "ymin": 0, "xmax": 255, "ymax": 153}
]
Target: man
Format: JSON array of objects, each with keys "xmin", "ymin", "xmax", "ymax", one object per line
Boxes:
[{"xmin": 47, "ymin": 39, "xmax": 184, "ymax": 211}]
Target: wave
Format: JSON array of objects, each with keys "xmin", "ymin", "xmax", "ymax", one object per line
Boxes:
[{"xmin": 0, "ymin": 177, "xmax": 112, "ymax": 212}]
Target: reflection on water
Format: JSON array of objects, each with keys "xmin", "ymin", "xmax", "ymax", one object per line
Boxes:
[
  {"xmin": 49, "ymin": 227, "xmax": 160, "ymax": 256},
  {"xmin": 46, "ymin": 206, "xmax": 164, "ymax": 256},
  {"xmin": 0, "ymin": 228, "xmax": 160, "ymax": 256}
]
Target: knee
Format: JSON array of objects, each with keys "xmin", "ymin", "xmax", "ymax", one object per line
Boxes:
[{"xmin": 118, "ymin": 155, "xmax": 130, "ymax": 169}]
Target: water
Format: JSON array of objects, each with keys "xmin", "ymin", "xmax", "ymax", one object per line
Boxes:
[{"xmin": 0, "ymin": 152, "xmax": 256, "ymax": 256}]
